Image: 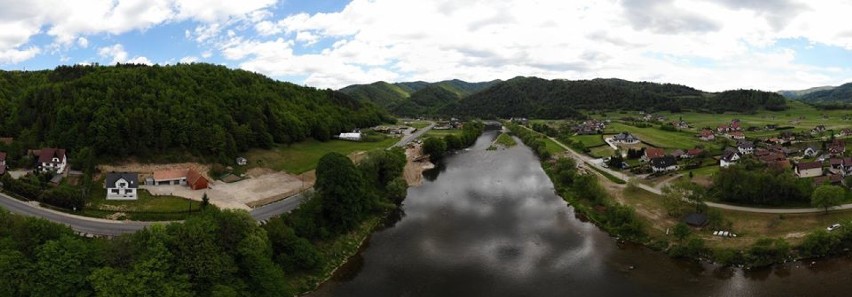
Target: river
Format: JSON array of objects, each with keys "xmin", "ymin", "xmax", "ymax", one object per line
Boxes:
[{"xmin": 309, "ymin": 130, "xmax": 852, "ymax": 297}]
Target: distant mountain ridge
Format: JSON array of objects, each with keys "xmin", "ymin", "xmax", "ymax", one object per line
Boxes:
[
  {"xmin": 339, "ymin": 79, "xmax": 500, "ymax": 117},
  {"xmin": 343, "ymin": 77, "xmax": 789, "ymax": 119},
  {"xmin": 778, "ymin": 86, "xmax": 836, "ymax": 99},
  {"xmin": 789, "ymin": 83, "xmax": 852, "ymax": 103}
]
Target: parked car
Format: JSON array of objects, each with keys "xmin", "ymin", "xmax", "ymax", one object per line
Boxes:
[{"xmin": 827, "ymin": 223, "xmax": 842, "ymax": 231}]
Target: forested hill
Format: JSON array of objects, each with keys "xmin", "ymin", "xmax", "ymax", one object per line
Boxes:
[
  {"xmin": 439, "ymin": 77, "xmax": 788, "ymax": 119},
  {"xmin": 794, "ymin": 82, "xmax": 852, "ymax": 103},
  {"xmin": 778, "ymin": 85, "xmax": 835, "ymax": 99},
  {"xmin": 339, "ymin": 79, "xmax": 500, "ymax": 117},
  {"xmin": 0, "ymin": 64, "xmax": 392, "ymax": 162}
]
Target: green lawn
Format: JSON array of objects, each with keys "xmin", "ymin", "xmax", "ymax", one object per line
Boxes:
[
  {"xmin": 543, "ymin": 137, "xmax": 566, "ymax": 154},
  {"xmin": 589, "ymin": 146, "xmax": 616, "ymax": 158},
  {"xmin": 569, "ymin": 134, "xmax": 606, "ymax": 147},
  {"xmin": 246, "ymin": 137, "xmax": 398, "ymax": 174},
  {"xmin": 424, "ymin": 129, "xmax": 463, "ymax": 138},
  {"xmin": 84, "ymin": 188, "xmax": 203, "ymax": 221},
  {"xmin": 606, "ymin": 122, "xmax": 704, "ymax": 149},
  {"xmin": 405, "ymin": 120, "xmax": 431, "ymax": 129}
]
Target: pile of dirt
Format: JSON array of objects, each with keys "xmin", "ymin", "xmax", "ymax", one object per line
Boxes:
[
  {"xmin": 404, "ymin": 144, "xmax": 433, "ymax": 187},
  {"xmin": 97, "ymin": 162, "xmax": 211, "ymax": 181}
]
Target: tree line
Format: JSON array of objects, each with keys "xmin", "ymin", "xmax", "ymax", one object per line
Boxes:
[
  {"xmin": 0, "ymin": 64, "xmax": 393, "ymax": 164},
  {"xmin": 420, "ymin": 121, "xmax": 485, "ymax": 162}
]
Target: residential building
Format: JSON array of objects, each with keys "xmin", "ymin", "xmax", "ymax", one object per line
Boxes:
[
  {"xmin": 612, "ymin": 132, "xmax": 639, "ymax": 144},
  {"xmin": 671, "ymin": 149, "xmax": 685, "ymax": 159},
  {"xmin": 813, "ymin": 175, "xmax": 842, "ymax": 186},
  {"xmin": 720, "ymin": 151, "xmax": 741, "ymax": 168},
  {"xmin": 803, "ymin": 146, "xmax": 819, "ymax": 158},
  {"xmin": 698, "ymin": 129, "xmax": 715, "ymax": 141},
  {"xmin": 686, "ymin": 148, "xmax": 703, "ymax": 159},
  {"xmin": 795, "ymin": 161, "xmax": 823, "ymax": 178},
  {"xmin": 106, "ymin": 173, "xmax": 138, "ymax": 200},
  {"xmin": 728, "ymin": 131, "xmax": 745, "ymax": 140},
  {"xmin": 650, "ymin": 156, "xmax": 679, "ymax": 172},
  {"xmin": 828, "ymin": 139, "xmax": 846, "ymax": 156},
  {"xmin": 38, "ymin": 148, "xmax": 67, "ymax": 174},
  {"xmin": 737, "ymin": 141, "xmax": 755, "ymax": 155},
  {"xmin": 643, "ymin": 147, "xmax": 665, "ymax": 161}
]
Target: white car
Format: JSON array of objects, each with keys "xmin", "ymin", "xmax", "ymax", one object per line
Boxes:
[{"xmin": 827, "ymin": 223, "xmax": 842, "ymax": 231}]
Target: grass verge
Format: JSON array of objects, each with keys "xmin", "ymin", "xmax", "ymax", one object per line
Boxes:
[{"xmin": 246, "ymin": 137, "xmax": 397, "ymax": 174}]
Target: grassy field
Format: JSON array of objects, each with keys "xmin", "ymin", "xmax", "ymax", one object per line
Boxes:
[
  {"xmin": 543, "ymin": 137, "xmax": 566, "ymax": 154},
  {"xmin": 424, "ymin": 129, "xmax": 463, "ymax": 138},
  {"xmin": 404, "ymin": 120, "xmax": 432, "ymax": 129},
  {"xmin": 589, "ymin": 146, "xmax": 616, "ymax": 158},
  {"xmin": 653, "ymin": 101, "xmax": 852, "ymax": 132},
  {"xmin": 569, "ymin": 134, "xmax": 606, "ymax": 147},
  {"xmin": 246, "ymin": 137, "xmax": 398, "ymax": 174},
  {"xmin": 606, "ymin": 122, "xmax": 704, "ymax": 149},
  {"xmin": 84, "ymin": 188, "xmax": 202, "ymax": 220}
]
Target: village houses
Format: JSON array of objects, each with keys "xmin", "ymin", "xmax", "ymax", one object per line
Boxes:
[{"xmin": 105, "ymin": 173, "xmax": 138, "ymax": 200}]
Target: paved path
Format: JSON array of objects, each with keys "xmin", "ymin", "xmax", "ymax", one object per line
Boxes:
[
  {"xmin": 525, "ymin": 126, "xmax": 852, "ymax": 214},
  {"xmin": 393, "ymin": 122, "xmax": 435, "ymax": 147}
]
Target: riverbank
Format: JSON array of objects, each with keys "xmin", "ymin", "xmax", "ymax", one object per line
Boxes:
[
  {"xmin": 508, "ymin": 122, "xmax": 852, "ymax": 267},
  {"xmin": 403, "ymin": 144, "xmax": 434, "ymax": 187}
]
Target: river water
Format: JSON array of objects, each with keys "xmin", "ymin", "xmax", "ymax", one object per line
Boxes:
[{"xmin": 309, "ymin": 131, "xmax": 852, "ymax": 297}]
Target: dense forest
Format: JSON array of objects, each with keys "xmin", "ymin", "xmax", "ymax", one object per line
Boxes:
[
  {"xmin": 339, "ymin": 79, "xmax": 499, "ymax": 117},
  {"xmin": 439, "ymin": 77, "xmax": 789, "ymax": 119},
  {"xmin": 0, "ymin": 148, "xmax": 408, "ymax": 296},
  {"xmin": 794, "ymin": 82, "xmax": 852, "ymax": 103},
  {"xmin": 0, "ymin": 64, "xmax": 393, "ymax": 163}
]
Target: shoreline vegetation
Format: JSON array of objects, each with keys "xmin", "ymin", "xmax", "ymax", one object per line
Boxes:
[{"xmin": 507, "ymin": 122, "xmax": 852, "ymax": 268}]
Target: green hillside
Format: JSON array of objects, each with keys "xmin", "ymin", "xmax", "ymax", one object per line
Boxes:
[{"xmin": 0, "ymin": 63, "xmax": 392, "ymax": 163}]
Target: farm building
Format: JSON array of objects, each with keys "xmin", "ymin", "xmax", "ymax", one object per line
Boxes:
[
  {"xmin": 187, "ymin": 168, "xmax": 209, "ymax": 190},
  {"xmin": 338, "ymin": 132, "xmax": 362, "ymax": 141},
  {"xmin": 152, "ymin": 168, "xmax": 188, "ymax": 186}
]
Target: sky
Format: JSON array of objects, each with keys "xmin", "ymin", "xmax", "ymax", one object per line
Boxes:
[{"xmin": 2, "ymin": 0, "xmax": 852, "ymax": 92}]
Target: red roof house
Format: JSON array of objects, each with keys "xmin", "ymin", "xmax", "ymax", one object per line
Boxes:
[{"xmin": 186, "ymin": 168, "xmax": 209, "ymax": 190}]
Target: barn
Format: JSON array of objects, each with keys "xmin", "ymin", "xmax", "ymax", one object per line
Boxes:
[{"xmin": 186, "ymin": 168, "xmax": 209, "ymax": 190}]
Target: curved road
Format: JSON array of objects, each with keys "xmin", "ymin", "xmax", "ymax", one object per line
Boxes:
[
  {"xmin": 0, "ymin": 122, "xmax": 435, "ymax": 236},
  {"xmin": 529, "ymin": 126, "xmax": 852, "ymax": 214}
]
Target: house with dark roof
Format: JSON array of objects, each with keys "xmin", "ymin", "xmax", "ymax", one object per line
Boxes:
[
  {"xmin": 795, "ymin": 161, "xmax": 823, "ymax": 178},
  {"xmin": 813, "ymin": 174, "xmax": 842, "ymax": 186},
  {"xmin": 37, "ymin": 148, "xmax": 67, "ymax": 174},
  {"xmin": 612, "ymin": 132, "xmax": 639, "ymax": 144},
  {"xmin": 803, "ymin": 146, "xmax": 819, "ymax": 158},
  {"xmin": 106, "ymin": 173, "xmax": 138, "ymax": 200},
  {"xmin": 737, "ymin": 141, "xmax": 755, "ymax": 155},
  {"xmin": 720, "ymin": 150, "xmax": 741, "ymax": 168},
  {"xmin": 650, "ymin": 156, "xmax": 678, "ymax": 173}
]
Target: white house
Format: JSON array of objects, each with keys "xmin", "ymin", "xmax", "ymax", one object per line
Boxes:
[
  {"xmin": 38, "ymin": 148, "xmax": 67, "ymax": 174},
  {"xmin": 720, "ymin": 151, "xmax": 741, "ymax": 168},
  {"xmin": 795, "ymin": 161, "xmax": 823, "ymax": 178},
  {"xmin": 803, "ymin": 146, "xmax": 819, "ymax": 158},
  {"xmin": 106, "ymin": 173, "xmax": 138, "ymax": 200},
  {"xmin": 650, "ymin": 156, "xmax": 679, "ymax": 172},
  {"xmin": 737, "ymin": 141, "xmax": 755, "ymax": 155}
]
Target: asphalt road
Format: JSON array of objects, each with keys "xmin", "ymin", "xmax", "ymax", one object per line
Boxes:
[
  {"xmin": 0, "ymin": 122, "xmax": 437, "ymax": 236},
  {"xmin": 393, "ymin": 122, "xmax": 436, "ymax": 147}
]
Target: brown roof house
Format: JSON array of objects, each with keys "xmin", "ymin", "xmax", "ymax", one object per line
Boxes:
[
  {"xmin": 795, "ymin": 161, "xmax": 823, "ymax": 178},
  {"xmin": 37, "ymin": 148, "xmax": 67, "ymax": 174}
]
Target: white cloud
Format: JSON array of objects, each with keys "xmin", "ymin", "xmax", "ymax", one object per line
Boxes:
[
  {"xmin": 179, "ymin": 56, "xmax": 199, "ymax": 63},
  {"xmin": 210, "ymin": 0, "xmax": 852, "ymax": 91},
  {"xmin": 0, "ymin": 0, "xmax": 278, "ymax": 63},
  {"xmin": 0, "ymin": 46, "xmax": 41, "ymax": 64},
  {"xmin": 76, "ymin": 37, "xmax": 88, "ymax": 48},
  {"xmin": 97, "ymin": 43, "xmax": 151, "ymax": 65}
]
